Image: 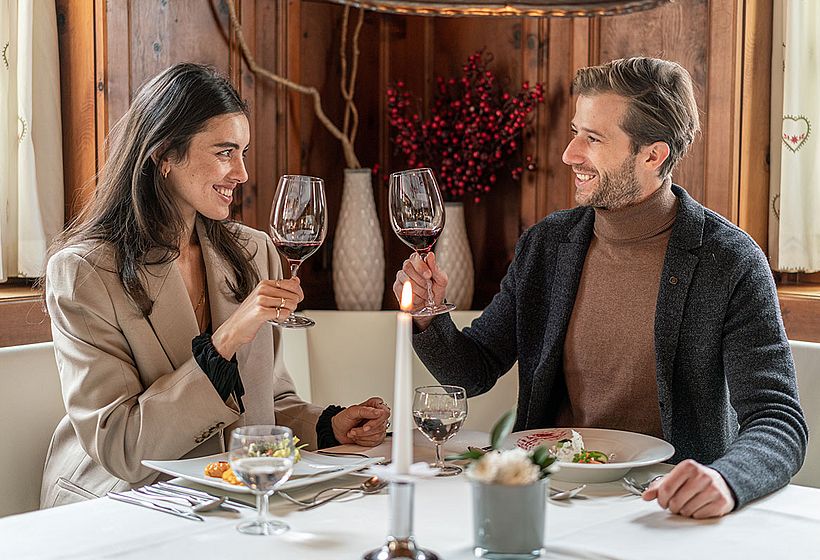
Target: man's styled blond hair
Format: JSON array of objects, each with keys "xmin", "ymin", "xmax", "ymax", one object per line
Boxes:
[{"xmin": 573, "ymin": 57, "xmax": 701, "ymax": 179}]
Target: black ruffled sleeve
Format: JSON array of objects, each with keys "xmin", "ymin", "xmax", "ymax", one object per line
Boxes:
[
  {"xmin": 192, "ymin": 331, "xmax": 245, "ymax": 414},
  {"xmin": 316, "ymin": 405, "xmax": 345, "ymax": 448}
]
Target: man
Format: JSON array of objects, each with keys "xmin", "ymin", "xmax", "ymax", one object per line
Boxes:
[{"xmin": 393, "ymin": 57, "xmax": 807, "ymax": 519}]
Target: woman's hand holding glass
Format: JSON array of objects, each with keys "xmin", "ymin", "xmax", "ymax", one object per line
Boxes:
[{"xmin": 211, "ymin": 278, "xmax": 303, "ymax": 360}]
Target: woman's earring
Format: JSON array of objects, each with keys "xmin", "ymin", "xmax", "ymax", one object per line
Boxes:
[{"xmin": 162, "ymin": 167, "xmax": 170, "ymax": 179}]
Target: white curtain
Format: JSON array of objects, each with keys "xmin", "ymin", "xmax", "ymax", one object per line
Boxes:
[
  {"xmin": 770, "ymin": 0, "xmax": 820, "ymax": 272},
  {"xmin": 0, "ymin": 0, "xmax": 64, "ymax": 282}
]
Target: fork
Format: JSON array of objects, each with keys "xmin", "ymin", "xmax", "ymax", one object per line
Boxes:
[
  {"xmin": 134, "ymin": 486, "xmax": 244, "ymax": 513},
  {"xmin": 154, "ymin": 482, "xmax": 253, "ymax": 511},
  {"xmin": 622, "ymin": 474, "xmax": 664, "ymax": 496}
]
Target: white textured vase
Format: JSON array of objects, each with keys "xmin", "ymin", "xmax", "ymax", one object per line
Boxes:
[
  {"xmin": 332, "ymin": 168, "xmax": 385, "ymax": 310},
  {"xmin": 435, "ymin": 202, "xmax": 474, "ymax": 310}
]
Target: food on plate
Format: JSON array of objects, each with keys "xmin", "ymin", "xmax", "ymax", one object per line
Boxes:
[
  {"xmin": 221, "ymin": 467, "xmax": 242, "ymax": 486},
  {"xmin": 204, "ymin": 436, "xmax": 306, "ymax": 484},
  {"xmin": 204, "ymin": 461, "xmax": 230, "ymax": 478},
  {"xmin": 551, "ymin": 430, "xmax": 610, "ymax": 464}
]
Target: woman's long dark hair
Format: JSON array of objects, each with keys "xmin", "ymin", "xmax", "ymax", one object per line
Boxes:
[{"xmin": 48, "ymin": 63, "xmax": 259, "ymax": 317}]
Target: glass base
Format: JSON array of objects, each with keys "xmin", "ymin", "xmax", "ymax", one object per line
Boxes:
[
  {"xmin": 433, "ymin": 463, "xmax": 462, "ymax": 477},
  {"xmin": 237, "ymin": 519, "xmax": 290, "ymax": 536},
  {"xmin": 268, "ymin": 314, "xmax": 315, "ymax": 329},
  {"xmin": 473, "ymin": 547, "xmax": 544, "ymax": 559},
  {"xmin": 411, "ymin": 302, "xmax": 456, "ymax": 318}
]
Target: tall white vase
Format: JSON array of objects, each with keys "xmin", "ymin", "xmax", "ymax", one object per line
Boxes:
[
  {"xmin": 332, "ymin": 168, "xmax": 385, "ymax": 310},
  {"xmin": 435, "ymin": 202, "xmax": 474, "ymax": 309}
]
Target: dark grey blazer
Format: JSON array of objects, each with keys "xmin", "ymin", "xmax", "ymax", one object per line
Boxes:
[{"xmin": 414, "ymin": 185, "xmax": 807, "ymax": 508}]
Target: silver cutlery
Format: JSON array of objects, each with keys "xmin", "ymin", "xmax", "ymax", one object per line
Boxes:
[
  {"xmin": 315, "ymin": 450, "xmax": 371, "ymax": 459},
  {"xmin": 155, "ymin": 482, "xmax": 254, "ymax": 511},
  {"xmin": 108, "ymin": 492, "xmax": 204, "ymax": 522},
  {"xmin": 134, "ymin": 486, "xmax": 244, "ymax": 513},
  {"xmin": 278, "ymin": 475, "xmax": 387, "ymax": 510},
  {"xmin": 622, "ymin": 474, "xmax": 664, "ymax": 496},
  {"xmin": 549, "ymin": 484, "xmax": 586, "ymax": 500}
]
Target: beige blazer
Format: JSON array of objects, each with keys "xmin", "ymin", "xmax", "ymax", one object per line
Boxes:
[{"xmin": 41, "ymin": 219, "xmax": 323, "ymax": 508}]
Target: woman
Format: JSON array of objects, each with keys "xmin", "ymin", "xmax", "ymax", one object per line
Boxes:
[{"xmin": 41, "ymin": 63, "xmax": 389, "ymax": 508}]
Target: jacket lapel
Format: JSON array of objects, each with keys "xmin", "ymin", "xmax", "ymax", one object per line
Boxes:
[
  {"xmin": 524, "ymin": 210, "xmax": 594, "ymax": 429},
  {"xmin": 654, "ymin": 185, "xmax": 703, "ymax": 428},
  {"xmin": 143, "ymin": 258, "xmax": 199, "ymax": 371}
]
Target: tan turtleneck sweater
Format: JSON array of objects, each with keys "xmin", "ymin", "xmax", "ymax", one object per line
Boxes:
[{"xmin": 555, "ymin": 183, "xmax": 678, "ymax": 438}]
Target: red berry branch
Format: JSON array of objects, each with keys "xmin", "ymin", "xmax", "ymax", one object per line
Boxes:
[{"xmin": 387, "ymin": 50, "xmax": 544, "ymax": 203}]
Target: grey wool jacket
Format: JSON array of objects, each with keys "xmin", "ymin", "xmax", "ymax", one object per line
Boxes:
[{"xmin": 414, "ymin": 184, "xmax": 807, "ymax": 508}]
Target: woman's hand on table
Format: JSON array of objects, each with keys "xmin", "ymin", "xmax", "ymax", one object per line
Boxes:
[
  {"xmin": 212, "ymin": 278, "xmax": 303, "ymax": 359},
  {"xmin": 642, "ymin": 459, "xmax": 735, "ymax": 518},
  {"xmin": 331, "ymin": 397, "xmax": 391, "ymax": 447}
]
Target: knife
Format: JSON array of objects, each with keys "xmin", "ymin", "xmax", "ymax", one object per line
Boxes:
[{"xmin": 108, "ymin": 492, "xmax": 205, "ymax": 521}]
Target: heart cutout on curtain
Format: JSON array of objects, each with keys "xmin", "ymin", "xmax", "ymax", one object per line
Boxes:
[{"xmin": 782, "ymin": 115, "xmax": 811, "ymax": 153}]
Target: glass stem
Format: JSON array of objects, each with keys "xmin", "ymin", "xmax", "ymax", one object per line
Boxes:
[
  {"xmin": 434, "ymin": 443, "xmax": 444, "ymax": 468},
  {"xmin": 288, "ymin": 261, "xmax": 301, "ymax": 278},
  {"xmin": 257, "ymin": 492, "xmax": 269, "ymax": 524},
  {"xmin": 420, "ymin": 253, "xmax": 435, "ymax": 308}
]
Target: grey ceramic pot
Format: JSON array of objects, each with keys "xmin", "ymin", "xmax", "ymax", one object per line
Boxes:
[{"xmin": 472, "ymin": 477, "xmax": 548, "ymax": 558}]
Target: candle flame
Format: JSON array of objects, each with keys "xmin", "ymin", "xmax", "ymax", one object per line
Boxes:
[{"xmin": 400, "ymin": 281, "xmax": 413, "ymax": 311}]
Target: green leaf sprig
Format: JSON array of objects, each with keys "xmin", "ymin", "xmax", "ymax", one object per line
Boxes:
[{"xmin": 445, "ymin": 409, "xmax": 557, "ymax": 478}]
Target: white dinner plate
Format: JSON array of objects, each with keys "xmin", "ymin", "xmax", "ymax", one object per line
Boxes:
[
  {"xmin": 507, "ymin": 427, "xmax": 674, "ymax": 484},
  {"xmin": 142, "ymin": 451, "xmax": 383, "ymax": 494}
]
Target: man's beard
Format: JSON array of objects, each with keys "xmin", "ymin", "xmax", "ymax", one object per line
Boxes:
[{"xmin": 580, "ymin": 156, "xmax": 643, "ymax": 210}]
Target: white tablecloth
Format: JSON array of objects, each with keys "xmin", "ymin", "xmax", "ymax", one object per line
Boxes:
[{"xmin": 3, "ymin": 431, "xmax": 820, "ymax": 559}]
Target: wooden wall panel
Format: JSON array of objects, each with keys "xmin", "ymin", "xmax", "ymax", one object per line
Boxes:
[
  {"xmin": 56, "ymin": 0, "xmax": 98, "ymax": 219},
  {"xmin": 703, "ymin": 0, "xmax": 742, "ymax": 220},
  {"xmin": 0, "ymin": 299, "xmax": 51, "ymax": 347},
  {"xmin": 52, "ymin": 0, "xmax": 773, "ymax": 318},
  {"xmin": 738, "ymin": 0, "xmax": 772, "ymax": 252}
]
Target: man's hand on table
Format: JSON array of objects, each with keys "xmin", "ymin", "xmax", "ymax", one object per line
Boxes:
[
  {"xmin": 642, "ymin": 459, "xmax": 735, "ymax": 518},
  {"xmin": 332, "ymin": 397, "xmax": 391, "ymax": 446}
]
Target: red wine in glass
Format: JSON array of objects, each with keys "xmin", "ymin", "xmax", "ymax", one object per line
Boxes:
[
  {"xmin": 389, "ymin": 168, "xmax": 456, "ymax": 317},
  {"xmin": 269, "ymin": 175, "xmax": 327, "ymax": 329},
  {"xmin": 395, "ymin": 227, "xmax": 442, "ymax": 254},
  {"xmin": 273, "ymin": 241, "xmax": 322, "ymax": 262}
]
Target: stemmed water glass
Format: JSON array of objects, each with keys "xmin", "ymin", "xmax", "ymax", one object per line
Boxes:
[
  {"xmin": 412, "ymin": 385, "xmax": 468, "ymax": 476},
  {"xmin": 389, "ymin": 168, "xmax": 456, "ymax": 317},
  {"xmin": 228, "ymin": 425, "xmax": 296, "ymax": 536},
  {"xmin": 269, "ymin": 174, "xmax": 327, "ymax": 328}
]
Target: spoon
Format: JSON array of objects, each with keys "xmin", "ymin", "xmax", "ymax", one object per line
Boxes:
[
  {"xmin": 191, "ymin": 495, "xmax": 229, "ymax": 513},
  {"xmin": 549, "ymin": 484, "xmax": 586, "ymax": 500}
]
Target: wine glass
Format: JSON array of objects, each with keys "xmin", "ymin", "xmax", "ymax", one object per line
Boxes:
[
  {"xmin": 228, "ymin": 425, "xmax": 296, "ymax": 536},
  {"xmin": 412, "ymin": 385, "xmax": 468, "ymax": 476},
  {"xmin": 269, "ymin": 175, "xmax": 327, "ymax": 328},
  {"xmin": 389, "ymin": 168, "xmax": 456, "ymax": 317}
]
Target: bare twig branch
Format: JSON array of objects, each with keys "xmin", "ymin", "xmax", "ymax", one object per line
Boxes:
[
  {"xmin": 340, "ymin": 6, "xmax": 351, "ymax": 137},
  {"xmin": 226, "ymin": 0, "xmax": 360, "ymax": 168},
  {"xmin": 348, "ymin": 8, "xmax": 364, "ymax": 145}
]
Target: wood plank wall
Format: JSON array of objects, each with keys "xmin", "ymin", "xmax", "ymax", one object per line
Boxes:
[
  {"xmin": 3, "ymin": 0, "xmax": 816, "ymax": 350},
  {"xmin": 2, "ymin": 0, "xmax": 814, "ymax": 345},
  {"xmin": 54, "ymin": 0, "xmax": 780, "ymax": 316}
]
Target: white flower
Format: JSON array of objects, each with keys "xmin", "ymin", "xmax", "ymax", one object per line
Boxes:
[
  {"xmin": 467, "ymin": 448, "xmax": 541, "ymax": 486},
  {"xmin": 467, "ymin": 451, "xmax": 501, "ymax": 483}
]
